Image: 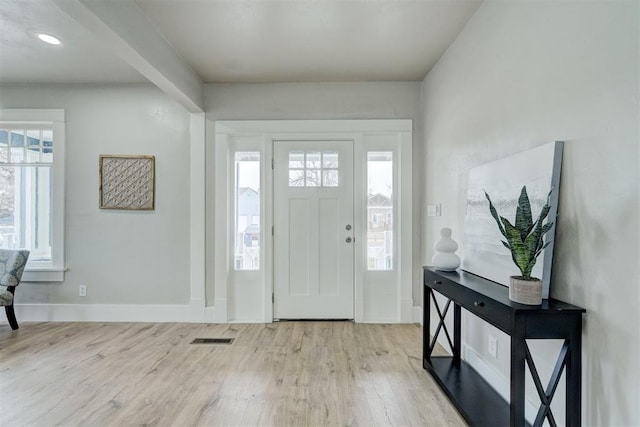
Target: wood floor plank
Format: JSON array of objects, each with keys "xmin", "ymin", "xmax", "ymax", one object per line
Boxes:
[{"xmin": 0, "ymin": 321, "xmax": 466, "ymax": 427}]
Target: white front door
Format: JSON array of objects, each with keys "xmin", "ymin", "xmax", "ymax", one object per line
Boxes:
[{"xmin": 273, "ymin": 140, "xmax": 354, "ymax": 319}]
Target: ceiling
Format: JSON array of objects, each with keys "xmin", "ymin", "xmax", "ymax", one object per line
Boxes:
[
  {"xmin": 0, "ymin": 0, "xmax": 482, "ymax": 86},
  {"xmin": 136, "ymin": 0, "xmax": 482, "ymax": 83},
  {"xmin": 0, "ymin": 0, "xmax": 146, "ymax": 83}
]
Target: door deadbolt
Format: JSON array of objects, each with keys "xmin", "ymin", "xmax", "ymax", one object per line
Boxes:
[{"xmin": 346, "ymin": 224, "xmax": 352, "ymax": 230}]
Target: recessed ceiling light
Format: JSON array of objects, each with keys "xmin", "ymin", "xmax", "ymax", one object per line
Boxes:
[{"xmin": 37, "ymin": 33, "xmax": 62, "ymax": 45}]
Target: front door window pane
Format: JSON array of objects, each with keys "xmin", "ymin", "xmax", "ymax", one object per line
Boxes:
[
  {"xmin": 288, "ymin": 150, "xmax": 339, "ymax": 188},
  {"xmin": 306, "ymin": 151, "xmax": 321, "ymax": 168},
  {"xmin": 289, "ymin": 152, "xmax": 304, "ymax": 168},
  {"xmin": 323, "ymin": 169, "xmax": 338, "ymax": 187},
  {"xmin": 305, "ymin": 169, "xmax": 321, "ymax": 187},
  {"xmin": 289, "ymin": 169, "xmax": 305, "ymax": 187}
]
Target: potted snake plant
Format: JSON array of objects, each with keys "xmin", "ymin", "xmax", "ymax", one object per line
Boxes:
[{"xmin": 484, "ymin": 186, "xmax": 554, "ymax": 305}]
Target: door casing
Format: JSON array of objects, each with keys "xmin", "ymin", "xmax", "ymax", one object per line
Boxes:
[{"xmin": 211, "ymin": 120, "xmax": 412, "ymax": 323}]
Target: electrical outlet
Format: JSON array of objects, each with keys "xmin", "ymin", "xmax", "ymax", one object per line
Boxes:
[
  {"xmin": 79, "ymin": 285, "xmax": 87, "ymax": 297},
  {"xmin": 488, "ymin": 335, "xmax": 498, "ymax": 358}
]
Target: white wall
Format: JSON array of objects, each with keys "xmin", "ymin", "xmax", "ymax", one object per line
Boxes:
[
  {"xmin": 0, "ymin": 82, "xmax": 424, "ymax": 319},
  {"xmin": 0, "ymin": 84, "xmax": 191, "ymax": 306},
  {"xmin": 204, "ymin": 82, "xmax": 423, "ymax": 305},
  {"xmin": 421, "ymin": 1, "xmax": 639, "ymax": 425}
]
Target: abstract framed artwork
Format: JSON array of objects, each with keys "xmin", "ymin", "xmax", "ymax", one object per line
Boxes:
[
  {"xmin": 461, "ymin": 141, "xmax": 563, "ymax": 299},
  {"xmin": 99, "ymin": 155, "xmax": 155, "ymax": 210}
]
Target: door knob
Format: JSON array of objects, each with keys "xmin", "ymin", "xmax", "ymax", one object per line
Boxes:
[{"xmin": 345, "ymin": 237, "xmax": 352, "ymax": 243}]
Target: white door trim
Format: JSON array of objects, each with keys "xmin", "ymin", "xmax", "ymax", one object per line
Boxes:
[{"xmin": 212, "ymin": 120, "xmax": 412, "ymax": 323}]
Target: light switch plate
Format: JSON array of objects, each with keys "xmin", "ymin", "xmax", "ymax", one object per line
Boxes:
[
  {"xmin": 488, "ymin": 335, "xmax": 498, "ymax": 358},
  {"xmin": 427, "ymin": 203, "xmax": 442, "ymax": 217}
]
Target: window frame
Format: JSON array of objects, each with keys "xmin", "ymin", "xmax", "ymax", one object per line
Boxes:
[
  {"xmin": 0, "ymin": 109, "xmax": 65, "ymax": 282},
  {"xmin": 287, "ymin": 150, "xmax": 339, "ymax": 188}
]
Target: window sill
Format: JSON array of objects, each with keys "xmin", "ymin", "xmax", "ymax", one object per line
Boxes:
[{"xmin": 22, "ymin": 267, "xmax": 66, "ymax": 283}]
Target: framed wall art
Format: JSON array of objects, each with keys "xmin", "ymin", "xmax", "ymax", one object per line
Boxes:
[
  {"xmin": 99, "ymin": 155, "xmax": 155, "ymax": 210},
  {"xmin": 461, "ymin": 141, "xmax": 563, "ymax": 299}
]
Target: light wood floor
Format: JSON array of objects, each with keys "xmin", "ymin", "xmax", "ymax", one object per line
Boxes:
[{"xmin": 0, "ymin": 321, "xmax": 466, "ymax": 427}]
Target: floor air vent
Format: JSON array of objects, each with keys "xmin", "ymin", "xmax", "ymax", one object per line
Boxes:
[{"xmin": 190, "ymin": 338, "xmax": 234, "ymax": 344}]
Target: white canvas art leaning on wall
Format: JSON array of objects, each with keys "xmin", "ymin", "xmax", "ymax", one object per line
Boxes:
[{"xmin": 462, "ymin": 141, "xmax": 563, "ymax": 299}]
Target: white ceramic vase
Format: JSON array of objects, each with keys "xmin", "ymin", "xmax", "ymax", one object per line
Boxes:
[{"xmin": 432, "ymin": 227, "xmax": 461, "ymax": 271}]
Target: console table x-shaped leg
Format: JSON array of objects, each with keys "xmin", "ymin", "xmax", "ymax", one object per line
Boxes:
[{"xmin": 424, "ymin": 285, "xmax": 584, "ymax": 427}]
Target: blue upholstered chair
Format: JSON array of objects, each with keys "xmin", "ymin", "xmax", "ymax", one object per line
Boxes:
[{"xmin": 0, "ymin": 249, "xmax": 30, "ymax": 330}]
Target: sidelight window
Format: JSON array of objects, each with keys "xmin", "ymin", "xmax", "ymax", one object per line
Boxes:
[
  {"xmin": 233, "ymin": 152, "xmax": 260, "ymax": 270},
  {"xmin": 367, "ymin": 151, "xmax": 393, "ymax": 271}
]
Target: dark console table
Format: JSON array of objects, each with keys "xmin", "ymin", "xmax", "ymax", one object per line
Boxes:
[{"xmin": 423, "ymin": 267, "xmax": 585, "ymax": 427}]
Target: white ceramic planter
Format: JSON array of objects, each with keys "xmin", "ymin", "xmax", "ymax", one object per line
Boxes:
[{"xmin": 509, "ymin": 276, "xmax": 543, "ymax": 305}]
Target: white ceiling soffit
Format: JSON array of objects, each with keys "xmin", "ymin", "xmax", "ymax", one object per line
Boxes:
[
  {"xmin": 0, "ymin": 0, "xmax": 146, "ymax": 84},
  {"xmin": 52, "ymin": 0, "xmax": 205, "ymax": 112},
  {"xmin": 135, "ymin": 0, "xmax": 483, "ymax": 83}
]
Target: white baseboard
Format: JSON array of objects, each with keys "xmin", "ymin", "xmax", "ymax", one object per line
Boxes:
[
  {"xmin": 357, "ymin": 305, "xmax": 421, "ymax": 324},
  {"xmin": 3, "ymin": 303, "xmax": 192, "ymax": 324},
  {"xmin": 463, "ymin": 343, "xmax": 510, "ymax": 401},
  {"xmin": 189, "ymin": 298, "xmax": 206, "ymax": 322},
  {"xmin": 413, "ymin": 305, "xmax": 423, "ymax": 324},
  {"xmin": 214, "ymin": 298, "xmax": 227, "ymax": 322},
  {"xmin": 463, "ymin": 344, "xmax": 539, "ymax": 425},
  {"xmin": 2, "ymin": 303, "xmax": 417, "ymax": 326},
  {"xmin": 401, "ymin": 298, "xmax": 413, "ymax": 322},
  {"xmin": 203, "ymin": 307, "xmax": 216, "ymax": 323},
  {"xmin": 359, "ymin": 319, "xmax": 398, "ymax": 324}
]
